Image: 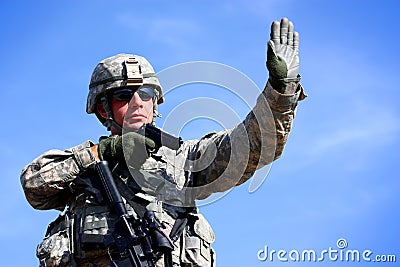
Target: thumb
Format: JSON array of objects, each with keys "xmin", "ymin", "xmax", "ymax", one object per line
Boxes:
[
  {"xmin": 267, "ymin": 40, "xmax": 276, "ymax": 55},
  {"xmin": 266, "ymin": 49, "xmax": 287, "ymax": 80}
]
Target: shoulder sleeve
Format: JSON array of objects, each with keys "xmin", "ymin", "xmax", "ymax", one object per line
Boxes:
[
  {"xmin": 20, "ymin": 140, "xmax": 97, "ymax": 210},
  {"xmin": 191, "ymin": 81, "xmax": 306, "ymax": 199}
]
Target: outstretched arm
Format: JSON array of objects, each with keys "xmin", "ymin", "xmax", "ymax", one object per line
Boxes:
[{"xmin": 192, "ymin": 18, "xmax": 307, "ymax": 198}]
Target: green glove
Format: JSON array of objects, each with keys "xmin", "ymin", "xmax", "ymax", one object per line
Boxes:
[
  {"xmin": 266, "ymin": 17, "xmax": 300, "ymax": 93},
  {"xmin": 98, "ymin": 132, "xmax": 156, "ymax": 169}
]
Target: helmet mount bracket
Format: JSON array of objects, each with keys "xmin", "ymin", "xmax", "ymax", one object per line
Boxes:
[{"xmin": 125, "ymin": 57, "xmax": 143, "ymax": 86}]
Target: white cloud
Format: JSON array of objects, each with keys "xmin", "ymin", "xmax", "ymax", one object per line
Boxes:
[{"xmin": 296, "ymin": 101, "xmax": 400, "ymax": 171}]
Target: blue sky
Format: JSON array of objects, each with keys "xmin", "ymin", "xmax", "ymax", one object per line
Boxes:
[{"xmin": 0, "ymin": 0, "xmax": 399, "ymax": 266}]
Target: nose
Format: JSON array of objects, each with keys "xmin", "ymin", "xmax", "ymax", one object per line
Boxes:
[{"xmin": 130, "ymin": 91, "xmax": 143, "ymax": 107}]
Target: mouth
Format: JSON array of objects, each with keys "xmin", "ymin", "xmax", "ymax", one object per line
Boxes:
[{"xmin": 129, "ymin": 114, "xmax": 147, "ymax": 120}]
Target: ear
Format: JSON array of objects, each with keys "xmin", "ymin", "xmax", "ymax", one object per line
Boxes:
[{"xmin": 96, "ymin": 103, "xmax": 107, "ymax": 119}]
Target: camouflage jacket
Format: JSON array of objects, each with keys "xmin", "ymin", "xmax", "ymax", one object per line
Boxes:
[{"xmin": 20, "ymin": 82, "xmax": 306, "ymax": 266}]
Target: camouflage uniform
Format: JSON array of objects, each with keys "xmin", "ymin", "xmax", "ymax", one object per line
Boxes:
[
  {"xmin": 21, "ymin": 47, "xmax": 306, "ymax": 267},
  {"xmin": 21, "ymin": 80, "xmax": 305, "ymax": 266}
]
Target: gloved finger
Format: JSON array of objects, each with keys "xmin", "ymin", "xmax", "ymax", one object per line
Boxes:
[
  {"xmin": 293, "ymin": 31, "xmax": 300, "ymax": 50},
  {"xmin": 122, "ymin": 132, "xmax": 152, "ymax": 168},
  {"xmin": 270, "ymin": 20, "xmax": 280, "ymax": 46},
  {"xmin": 287, "ymin": 21, "xmax": 294, "ymax": 46},
  {"xmin": 280, "ymin": 17, "xmax": 289, "ymax": 44},
  {"xmin": 144, "ymin": 137, "xmax": 156, "ymax": 150}
]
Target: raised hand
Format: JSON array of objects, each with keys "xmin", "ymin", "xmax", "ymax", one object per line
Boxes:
[{"xmin": 266, "ymin": 17, "xmax": 300, "ymax": 92}]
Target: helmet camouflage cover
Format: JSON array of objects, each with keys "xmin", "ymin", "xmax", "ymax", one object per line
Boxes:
[{"xmin": 86, "ymin": 54, "xmax": 164, "ymax": 114}]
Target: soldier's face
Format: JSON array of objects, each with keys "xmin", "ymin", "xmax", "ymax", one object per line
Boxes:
[
  {"xmin": 97, "ymin": 88, "xmax": 155, "ymax": 134},
  {"xmin": 101, "ymin": 92, "xmax": 153, "ymax": 135},
  {"xmin": 113, "ymin": 91, "xmax": 154, "ymax": 132}
]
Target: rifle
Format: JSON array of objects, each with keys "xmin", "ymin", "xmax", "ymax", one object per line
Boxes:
[{"xmin": 95, "ymin": 161, "xmax": 174, "ymax": 267}]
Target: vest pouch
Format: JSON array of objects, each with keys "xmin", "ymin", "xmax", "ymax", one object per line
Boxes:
[
  {"xmin": 36, "ymin": 211, "xmax": 74, "ymax": 267},
  {"xmin": 75, "ymin": 203, "xmax": 117, "ymax": 259},
  {"xmin": 181, "ymin": 213, "xmax": 216, "ymax": 267}
]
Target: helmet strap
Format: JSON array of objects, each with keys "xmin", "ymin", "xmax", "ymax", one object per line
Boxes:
[
  {"xmin": 100, "ymin": 95, "xmax": 123, "ymax": 134},
  {"xmin": 152, "ymin": 102, "xmax": 162, "ymax": 125}
]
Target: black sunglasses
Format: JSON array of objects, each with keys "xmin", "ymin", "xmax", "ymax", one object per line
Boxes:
[{"xmin": 110, "ymin": 87, "xmax": 156, "ymax": 102}]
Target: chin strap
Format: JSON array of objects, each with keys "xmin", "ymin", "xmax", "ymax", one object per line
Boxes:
[
  {"xmin": 152, "ymin": 102, "xmax": 162, "ymax": 125},
  {"xmin": 100, "ymin": 95, "xmax": 123, "ymax": 133}
]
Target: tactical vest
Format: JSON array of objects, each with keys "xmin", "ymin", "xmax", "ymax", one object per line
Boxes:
[{"xmin": 36, "ymin": 160, "xmax": 216, "ymax": 267}]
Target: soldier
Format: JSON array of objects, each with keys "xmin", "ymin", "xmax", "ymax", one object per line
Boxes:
[{"xmin": 21, "ymin": 18, "xmax": 306, "ymax": 266}]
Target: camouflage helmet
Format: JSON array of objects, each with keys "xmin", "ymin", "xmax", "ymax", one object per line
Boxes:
[{"xmin": 86, "ymin": 53, "xmax": 164, "ymax": 114}]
